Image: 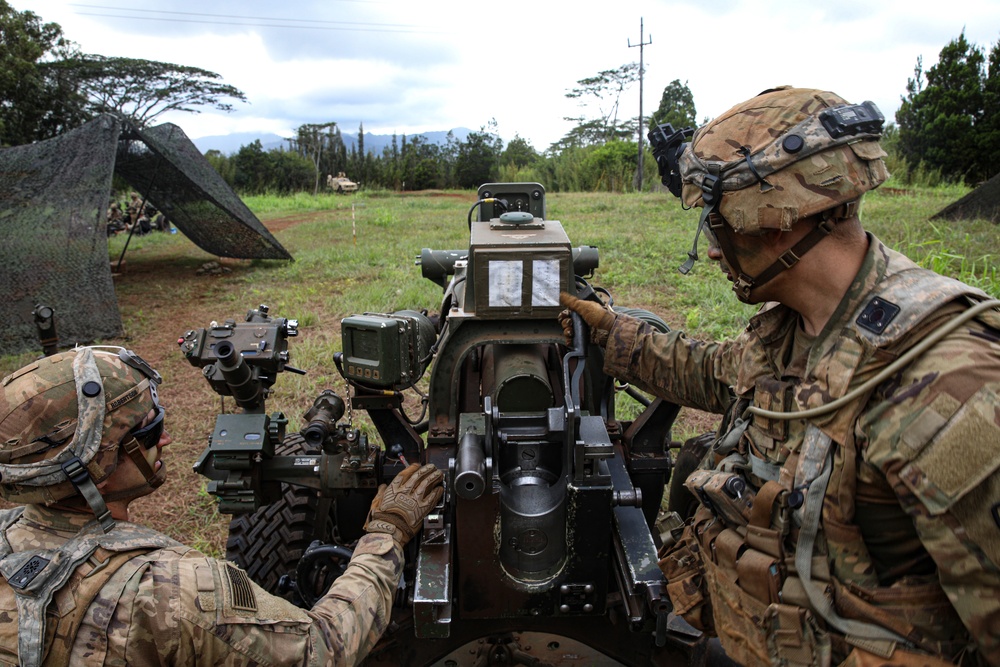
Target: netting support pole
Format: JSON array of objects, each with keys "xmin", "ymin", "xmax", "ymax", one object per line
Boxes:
[{"xmin": 116, "ymin": 123, "xmax": 173, "ymax": 273}]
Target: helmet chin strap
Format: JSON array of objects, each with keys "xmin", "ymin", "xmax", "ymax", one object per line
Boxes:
[
  {"xmin": 700, "ymin": 203, "xmax": 855, "ymax": 303},
  {"xmin": 678, "ymin": 163, "xmax": 860, "ymax": 303},
  {"xmin": 100, "ymin": 436, "xmax": 167, "ymax": 504}
]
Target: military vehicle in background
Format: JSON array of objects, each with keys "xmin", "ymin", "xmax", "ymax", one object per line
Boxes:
[
  {"xmin": 327, "ymin": 171, "xmax": 359, "ymax": 193},
  {"xmin": 181, "ymin": 183, "xmax": 722, "ymax": 666}
]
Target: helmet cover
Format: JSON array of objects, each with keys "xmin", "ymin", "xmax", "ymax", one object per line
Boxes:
[
  {"xmin": 679, "ymin": 86, "xmax": 889, "ymax": 234},
  {"xmin": 0, "ymin": 347, "xmax": 159, "ymax": 505}
]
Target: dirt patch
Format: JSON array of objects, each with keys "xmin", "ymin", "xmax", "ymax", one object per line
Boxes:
[
  {"xmin": 395, "ymin": 190, "xmax": 469, "ymax": 200},
  {"xmin": 262, "ymin": 210, "xmax": 332, "ymax": 233}
]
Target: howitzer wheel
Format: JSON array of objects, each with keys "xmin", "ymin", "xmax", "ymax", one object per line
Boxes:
[
  {"xmin": 225, "ymin": 433, "xmax": 338, "ymax": 603},
  {"xmin": 667, "ymin": 432, "xmax": 714, "ymax": 520}
]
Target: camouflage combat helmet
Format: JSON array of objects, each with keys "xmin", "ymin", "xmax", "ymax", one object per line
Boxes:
[
  {"xmin": 669, "ymin": 86, "xmax": 889, "ymax": 301},
  {"xmin": 679, "ymin": 86, "xmax": 888, "ymax": 232},
  {"xmin": 0, "ymin": 347, "xmax": 162, "ymax": 531}
]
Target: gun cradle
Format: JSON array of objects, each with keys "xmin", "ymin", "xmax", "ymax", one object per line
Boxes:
[{"xmin": 188, "ymin": 184, "xmax": 700, "ymax": 666}]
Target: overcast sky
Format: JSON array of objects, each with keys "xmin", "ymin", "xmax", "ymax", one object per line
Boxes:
[{"xmin": 24, "ymin": 0, "xmax": 1000, "ymax": 150}]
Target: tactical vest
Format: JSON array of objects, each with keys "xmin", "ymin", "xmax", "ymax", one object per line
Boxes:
[
  {"xmin": 661, "ymin": 255, "xmax": 998, "ymax": 667},
  {"xmin": 0, "ymin": 507, "xmax": 186, "ymax": 667}
]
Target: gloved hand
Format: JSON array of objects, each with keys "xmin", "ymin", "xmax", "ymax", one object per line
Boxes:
[
  {"xmin": 558, "ymin": 292, "xmax": 616, "ymax": 348},
  {"xmin": 364, "ymin": 463, "xmax": 444, "ymax": 546}
]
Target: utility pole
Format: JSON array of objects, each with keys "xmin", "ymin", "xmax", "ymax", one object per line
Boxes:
[{"xmin": 629, "ymin": 18, "xmax": 652, "ymax": 191}]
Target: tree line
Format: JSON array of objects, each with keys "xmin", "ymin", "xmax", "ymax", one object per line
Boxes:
[
  {"xmin": 2, "ymin": 0, "xmax": 997, "ymax": 193},
  {"xmin": 205, "ymin": 65, "xmax": 702, "ymax": 195},
  {"xmin": 204, "ymin": 123, "xmax": 680, "ymax": 195}
]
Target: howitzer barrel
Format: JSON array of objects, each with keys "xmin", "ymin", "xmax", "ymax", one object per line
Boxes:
[
  {"xmin": 455, "ymin": 430, "xmax": 487, "ymax": 499},
  {"xmin": 214, "ymin": 340, "xmax": 263, "ymax": 410},
  {"xmin": 482, "ymin": 344, "xmax": 553, "ymax": 412}
]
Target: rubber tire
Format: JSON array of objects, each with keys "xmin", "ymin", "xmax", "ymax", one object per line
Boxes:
[
  {"xmin": 667, "ymin": 432, "xmax": 715, "ymax": 520},
  {"xmin": 225, "ymin": 433, "xmax": 335, "ymax": 598}
]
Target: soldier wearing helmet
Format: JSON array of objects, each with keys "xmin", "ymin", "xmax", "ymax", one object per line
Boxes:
[
  {"xmin": 0, "ymin": 346, "xmax": 444, "ymax": 666},
  {"xmin": 561, "ymin": 87, "xmax": 1000, "ymax": 666}
]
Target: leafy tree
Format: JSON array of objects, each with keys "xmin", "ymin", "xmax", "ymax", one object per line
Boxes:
[
  {"xmin": 980, "ymin": 41, "xmax": 1000, "ymax": 177},
  {"xmin": 896, "ymin": 31, "xmax": 1000, "ymax": 183},
  {"xmin": 500, "ymin": 134, "xmax": 539, "ymax": 169},
  {"xmin": 289, "ymin": 122, "xmax": 342, "ymax": 195},
  {"xmin": 454, "ymin": 121, "xmax": 502, "ymax": 189},
  {"xmin": 0, "ymin": 1, "xmax": 87, "ymax": 145},
  {"xmin": 69, "ymin": 55, "xmax": 247, "ymax": 128},
  {"xmin": 439, "ymin": 130, "xmax": 460, "ymax": 188},
  {"xmin": 0, "ymin": 3, "xmax": 246, "ymax": 145},
  {"xmin": 351, "ymin": 122, "xmax": 366, "ymax": 183},
  {"xmin": 232, "ymin": 140, "xmax": 269, "ymax": 193},
  {"xmin": 204, "ymin": 148, "xmax": 235, "ymax": 184},
  {"xmin": 581, "ymin": 141, "xmax": 639, "ymax": 192},
  {"xmin": 559, "ymin": 62, "xmax": 639, "ymax": 148},
  {"xmin": 648, "ymin": 79, "xmax": 697, "ymax": 132},
  {"xmin": 381, "ymin": 132, "xmax": 401, "ymax": 189},
  {"xmin": 400, "ymin": 135, "xmax": 442, "ymax": 190},
  {"xmin": 229, "ymin": 140, "xmax": 313, "ymax": 194},
  {"xmin": 266, "ymin": 149, "xmax": 314, "ymax": 193}
]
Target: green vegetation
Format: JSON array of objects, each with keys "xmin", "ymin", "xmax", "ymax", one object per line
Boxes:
[
  {"xmin": 895, "ymin": 30, "xmax": 1000, "ymax": 185},
  {"xmin": 0, "ymin": 1, "xmax": 245, "ymax": 145},
  {"xmin": 112, "ymin": 185, "xmax": 1000, "ymax": 400},
  {"xmin": 5, "ymin": 186, "xmax": 999, "ymax": 399}
]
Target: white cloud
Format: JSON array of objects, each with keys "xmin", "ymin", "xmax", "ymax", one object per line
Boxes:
[{"xmin": 22, "ymin": 0, "xmax": 1000, "ymax": 149}]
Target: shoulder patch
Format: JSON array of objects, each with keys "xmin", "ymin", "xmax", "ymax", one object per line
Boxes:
[
  {"xmin": 224, "ymin": 563, "xmax": 257, "ymax": 613},
  {"xmin": 8, "ymin": 555, "xmax": 49, "ymax": 590},
  {"xmin": 899, "ymin": 384, "xmax": 1000, "ymax": 516},
  {"xmin": 856, "ymin": 297, "xmax": 900, "ymax": 334}
]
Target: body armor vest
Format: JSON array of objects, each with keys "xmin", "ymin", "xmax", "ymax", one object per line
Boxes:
[
  {"xmin": 0, "ymin": 507, "xmax": 186, "ymax": 667},
  {"xmin": 662, "ymin": 251, "xmax": 996, "ymax": 667}
]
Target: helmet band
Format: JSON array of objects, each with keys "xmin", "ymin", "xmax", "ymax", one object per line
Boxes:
[{"xmin": 679, "ymin": 103, "xmax": 884, "ymax": 198}]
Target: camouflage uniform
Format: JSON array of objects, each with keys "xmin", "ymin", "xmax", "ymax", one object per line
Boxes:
[
  {"xmin": 0, "ymin": 503, "xmax": 402, "ymax": 666},
  {"xmin": 0, "ymin": 348, "xmax": 422, "ymax": 666},
  {"xmin": 604, "ymin": 237, "xmax": 1000, "ymax": 666}
]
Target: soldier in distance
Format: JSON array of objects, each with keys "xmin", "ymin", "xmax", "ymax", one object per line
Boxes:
[
  {"xmin": 0, "ymin": 346, "xmax": 443, "ymax": 666},
  {"xmin": 561, "ymin": 86, "xmax": 1000, "ymax": 666}
]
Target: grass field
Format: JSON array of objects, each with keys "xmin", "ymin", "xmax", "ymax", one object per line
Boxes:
[{"xmin": 2, "ymin": 183, "xmax": 997, "ymax": 556}]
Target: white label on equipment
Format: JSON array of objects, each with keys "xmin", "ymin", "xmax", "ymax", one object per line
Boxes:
[
  {"xmin": 489, "ymin": 260, "xmax": 523, "ymax": 307},
  {"xmin": 532, "ymin": 260, "xmax": 560, "ymax": 306}
]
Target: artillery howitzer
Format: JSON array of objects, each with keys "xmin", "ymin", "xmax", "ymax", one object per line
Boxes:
[{"xmin": 181, "ymin": 183, "xmax": 719, "ymax": 665}]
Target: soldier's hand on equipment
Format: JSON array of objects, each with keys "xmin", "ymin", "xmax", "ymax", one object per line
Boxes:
[
  {"xmin": 559, "ymin": 292, "xmax": 617, "ymax": 349},
  {"xmin": 364, "ymin": 463, "xmax": 444, "ymax": 546}
]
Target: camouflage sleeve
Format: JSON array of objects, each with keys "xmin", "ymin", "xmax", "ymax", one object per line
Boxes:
[
  {"xmin": 860, "ymin": 316, "xmax": 1000, "ymax": 666},
  {"xmin": 85, "ymin": 533, "xmax": 403, "ymax": 666},
  {"xmin": 602, "ymin": 313, "xmax": 738, "ymax": 414},
  {"xmin": 303, "ymin": 532, "xmax": 402, "ymax": 663}
]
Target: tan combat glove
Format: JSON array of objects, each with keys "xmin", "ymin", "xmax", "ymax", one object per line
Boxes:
[
  {"xmin": 364, "ymin": 463, "xmax": 444, "ymax": 546},
  {"xmin": 558, "ymin": 292, "xmax": 617, "ymax": 348}
]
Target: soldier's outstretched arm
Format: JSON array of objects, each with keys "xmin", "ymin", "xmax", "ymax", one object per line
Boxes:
[
  {"xmin": 88, "ymin": 464, "xmax": 443, "ymax": 666},
  {"xmin": 600, "ymin": 311, "xmax": 740, "ymax": 414}
]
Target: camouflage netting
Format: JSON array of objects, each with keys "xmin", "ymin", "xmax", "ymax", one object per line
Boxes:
[
  {"xmin": 0, "ymin": 115, "xmax": 124, "ymax": 356},
  {"xmin": 118, "ymin": 122, "xmax": 291, "ymax": 260},
  {"xmin": 932, "ymin": 171, "xmax": 1000, "ymax": 223},
  {"xmin": 0, "ymin": 115, "xmax": 291, "ymax": 356}
]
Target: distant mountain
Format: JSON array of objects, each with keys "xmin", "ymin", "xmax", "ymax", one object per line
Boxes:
[{"xmin": 193, "ymin": 128, "xmax": 472, "ymax": 156}]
